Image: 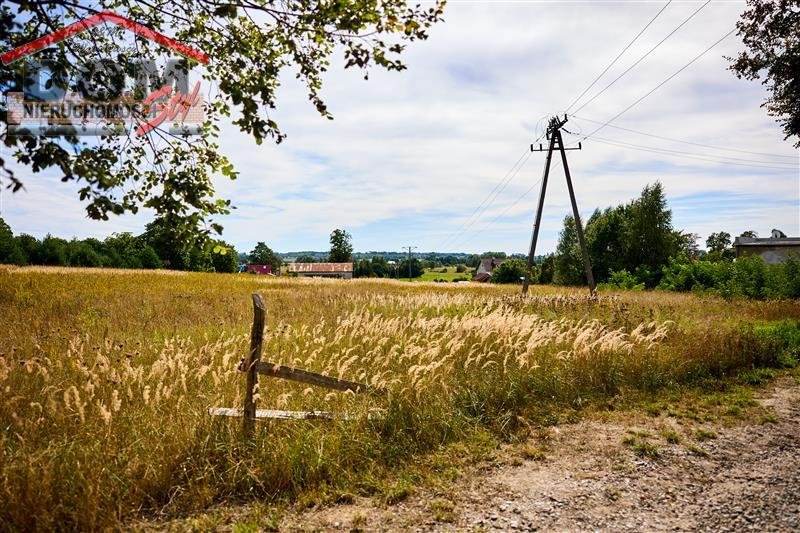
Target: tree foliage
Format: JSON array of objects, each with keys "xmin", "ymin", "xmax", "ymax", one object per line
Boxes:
[
  {"xmin": 537, "ymin": 254, "xmax": 555, "ymax": 284},
  {"xmin": 659, "ymin": 253, "xmax": 800, "ymax": 299},
  {"xmin": 0, "ymin": 0, "xmax": 445, "ymax": 242},
  {"xmin": 210, "ymin": 241, "xmax": 238, "ymax": 273},
  {"xmin": 353, "ymin": 258, "xmax": 373, "ymax": 278},
  {"xmin": 0, "ymin": 217, "xmax": 253, "ymax": 271},
  {"xmin": 706, "ymin": 231, "xmax": 732, "ymax": 253},
  {"xmin": 553, "ymin": 215, "xmax": 585, "ymax": 286},
  {"xmin": 248, "ymin": 242, "xmax": 282, "ymax": 270},
  {"xmin": 352, "ymin": 255, "xmax": 394, "ymax": 278},
  {"xmin": 490, "ymin": 258, "xmax": 528, "ymax": 284},
  {"xmin": 730, "ymin": 0, "xmax": 800, "ymax": 147},
  {"xmin": 0, "ymin": 218, "xmax": 26, "ymax": 265},
  {"xmin": 705, "ymin": 231, "xmax": 735, "ymax": 262},
  {"xmin": 328, "ymin": 229, "xmax": 353, "ymax": 263},
  {"xmin": 555, "ymin": 182, "xmax": 681, "ymax": 287},
  {"xmin": 623, "ymin": 182, "xmax": 677, "ymax": 276},
  {"xmin": 371, "ymin": 256, "xmax": 392, "ymax": 278},
  {"xmin": 397, "ymin": 258, "xmax": 423, "ymax": 279}
]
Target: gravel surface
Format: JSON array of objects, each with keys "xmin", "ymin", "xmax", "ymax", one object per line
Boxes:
[{"xmin": 281, "ymin": 377, "xmax": 800, "ymax": 532}]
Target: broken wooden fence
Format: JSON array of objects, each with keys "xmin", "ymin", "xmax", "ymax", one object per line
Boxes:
[{"xmin": 209, "ymin": 293, "xmax": 385, "ymax": 436}]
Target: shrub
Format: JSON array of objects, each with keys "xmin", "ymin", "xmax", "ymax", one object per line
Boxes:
[
  {"xmin": 606, "ymin": 269, "xmax": 645, "ymax": 291},
  {"xmin": 658, "ymin": 254, "xmax": 800, "ymax": 299},
  {"xmin": 490, "ymin": 258, "xmax": 529, "ymax": 284}
]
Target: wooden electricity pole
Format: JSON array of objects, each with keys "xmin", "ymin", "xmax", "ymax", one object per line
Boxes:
[
  {"xmin": 522, "ymin": 115, "xmax": 596, "ymax": 296},
  {"xmin": 402, "ymin": 245, "xmax": 417, "ymax": 280}
]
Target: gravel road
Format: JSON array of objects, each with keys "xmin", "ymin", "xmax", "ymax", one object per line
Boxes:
[{"xmin": 281, "ymin": 376, "xmax": 800, "ymax": 532}]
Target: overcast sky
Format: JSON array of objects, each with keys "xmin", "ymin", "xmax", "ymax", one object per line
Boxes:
[{"xmin": 2, "ymin": 0, "xmax": 798, "ymax": 254}]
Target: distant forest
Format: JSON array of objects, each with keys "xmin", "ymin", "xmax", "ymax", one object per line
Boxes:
[{"xmin": 2, "ymin": 182, "xmax": 798, "ymax": 299}]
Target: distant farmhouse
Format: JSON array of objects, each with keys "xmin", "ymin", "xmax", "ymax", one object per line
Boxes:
[
  {"xmin": 244, "ymin": 264, "xmax": 273, "ymax": 275},
  {"xmin": 287, "ymin": 262, "xmax": 353, "ymax": 279},
  {"xmin": 734, "ymin": 229, "xmax": 800, "ymax": 264},
  {"xmin": 472, "ymin": 257, "xmax": 505, "ymax": 282}
]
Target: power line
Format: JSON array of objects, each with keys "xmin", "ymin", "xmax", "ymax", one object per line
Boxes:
[
  {"xmin": 588, "ymin": 136, "xmax": 797, "ymax": 171},
  {"xmin": 437, "ymin": 149, "xmax": 528, "ymax": 249},
  {"xmin": 460, "ymin": 1, "xmax": 673, "ymax": 252},
  {"xmin": 570, "ymin": 114, "xmax": 798, "ymax": 160},
  {"xmin": 575, "ymin": 27, "xmax": 738, "ymax": 145},
  {"xmin": 442, "ymin": 5, "xmax": 762, "ymax": 255},
  {"xmin": 564, "ymin": 0, "xmax": 672, "ymax": 113},
  {"xmin": 586, "ymin": 134, "xmax": 798, "ymax": 168},
  {"xmin": 437, "ymin": 115, "xmax": 554, "ymax": 251},
  {"xmin": 438, "ymin": 150, "xmax": 533, "ymax": 250},
  {"xmin": 449, "ymin": 171, "xmax": 551, "ymax": 250},
  {"xmin": 571, "ymin": 0, "xmax": 711, "ymax": 116}
]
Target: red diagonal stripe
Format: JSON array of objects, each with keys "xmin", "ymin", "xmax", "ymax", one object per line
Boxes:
[{"xmin": 1, "ymin": 11, "xmax": 208, "ymax": 65}]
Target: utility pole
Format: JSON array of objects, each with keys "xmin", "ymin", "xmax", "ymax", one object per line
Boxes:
[
  {"xmin": 522, "ymin": 115, "xmax": 596, "ymax": 296},
  {"xmin": 402, "ymin": 245, "xmax": 417, "ymax": 281}
]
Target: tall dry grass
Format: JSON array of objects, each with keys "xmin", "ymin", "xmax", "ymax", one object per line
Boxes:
[{"xmin": 0, "ymin": 268, "xmax": 798, "ymax": 529}]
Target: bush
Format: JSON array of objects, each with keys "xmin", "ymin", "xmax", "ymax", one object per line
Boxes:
[
  {"xmin": 67, "ymin": 241, "xmax": 103, "ymax": 267},
  {"xmin": 139, "ymin": 246, "xmax": 163, "ymax": 270},
  {"xmin": 604, "ymin": 269, "xmax": 645, "ymax": 291},
  {"xmin": 38, "ymin": 236, "xmax": 68, "ymax": 266},
  {"xmin": 658, "ymin": 254, "xmax": 800, "ymax": 299},
  {"xmin": 490, "ymin": 258, "xmax": 529, "ymax": 284},
  {"xmin": 752, "ymin": 321, "xmax": 800, "ymax": 368}
]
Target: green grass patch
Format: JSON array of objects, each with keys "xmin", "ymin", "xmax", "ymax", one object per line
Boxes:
[
  {"xmin": 684, "ymin": 444, "xmax": 710, "ymax": 457},
  {"xmin": 429, "ymin": 499, "xmax": 456, "ymax": 523},
  {"xmin": 418, "ymin": 268, "xmax": 471, "ymax": 282},
  {"xmin": 694, "ymin": 428, "xmax": 717, "ymax": 441},
  {"xmin": 661, "ymin": 429, "xmax": 682, "ymax": 444},
  {"xmin": 622, "ymin": 435, "xmax": 660, "ymax": 458},
  {"xmin": 381, "ymin": 479, "xmax": 414, "ymax": 506},
  {"xmin": 520, "ymin": 445, "xmax": 547, "ymax": 461}
]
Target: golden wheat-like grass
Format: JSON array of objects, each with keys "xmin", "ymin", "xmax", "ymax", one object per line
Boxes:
[{"xmin": 0, "ymin": 267, "xmax": 797, "ymax": 529}]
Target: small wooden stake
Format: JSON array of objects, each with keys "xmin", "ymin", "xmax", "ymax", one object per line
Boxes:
[{"xmin": 243, "ymin": 293, "xmax": 266, "ymax": 437}]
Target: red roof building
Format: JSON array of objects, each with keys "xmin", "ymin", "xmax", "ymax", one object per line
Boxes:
[
  {"xmin": 287, "ymin": 262, "xmax": 353, "ymax": 279},
  {"xmin": 246, "ymin": 264, "xmax": 273, "ymax": 275}
]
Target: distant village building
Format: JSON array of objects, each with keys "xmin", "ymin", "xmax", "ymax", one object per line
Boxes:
[
  {"xmin": 734, "ymin": 230, "xmax": 800, "ymax": 265},
  {"xmin": 287, "ymin": 262, "xmax": 353, "ymax": 279},
  {"xmin": 472, "ymin": 257, "xmax": 506, "ymax": 282},
  {"xmin": 245, "ymin": 264, "xmax": 273, "ymax": 275}
]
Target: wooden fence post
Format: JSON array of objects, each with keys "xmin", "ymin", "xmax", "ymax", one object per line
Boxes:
[
  {"xmin": 243, "ymin": 293, "xmax": 266, "ymax": 437},
  {"xmin": 208, "ymin": 292, "xmax": 384, "ymax": 424}
]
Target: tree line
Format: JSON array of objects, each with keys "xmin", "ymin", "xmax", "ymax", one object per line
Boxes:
[
  {"xmin": 0, "ymin": 218, "xmax": 240, "ymax": 273},
  {"xmin": 4, "ymin": 196, "xmax": 797, "ymax": 298},
  {"xmin": 518, "ymin": 181, "xmax": 799, "ymax": 298}
]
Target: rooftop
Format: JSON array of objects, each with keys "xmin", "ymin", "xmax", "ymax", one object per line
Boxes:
[
  {"xmin": 287, "ymin": 262, "xmax": 353, "ymax": 273},
  {"xmin": 734, "ymin": 237, "xmax": 800, "ymax": 247}
]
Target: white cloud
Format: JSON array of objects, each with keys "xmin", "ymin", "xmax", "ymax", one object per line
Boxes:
[{"xmin": 3, "ymin": 0, "xmax": 798, "ymax": 254}]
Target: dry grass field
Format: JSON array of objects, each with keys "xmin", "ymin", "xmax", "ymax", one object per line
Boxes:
[{"xmin": 1, "ymin": 266, "xmax": 798, "ymax": 530}]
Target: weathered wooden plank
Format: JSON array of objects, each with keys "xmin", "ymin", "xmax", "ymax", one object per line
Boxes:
[
  {"xmin": 209, "ymin": 407, "xmax": 371, "ymax": 421},
  {"xmin": 243, "ymin": 293, "xmax": 266, "ymax": 437},
  {"xmin": 255, "ymin": 361, "xmax": 385, "ymax": 396}
]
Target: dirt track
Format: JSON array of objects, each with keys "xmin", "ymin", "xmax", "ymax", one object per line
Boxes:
[{"xmin": 280, "ymin": 377, "xmax": 800, "ymax": 531}]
